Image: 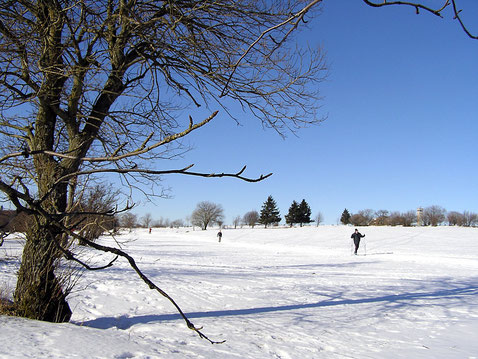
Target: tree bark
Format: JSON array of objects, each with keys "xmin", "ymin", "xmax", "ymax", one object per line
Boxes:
[
  {"xmin": 14, "ymin": 154, "xmax": 73, "ymax": 322},
  {"xmin": 14, "ymin": 220, "xmax": 72, "ymax": 322}
]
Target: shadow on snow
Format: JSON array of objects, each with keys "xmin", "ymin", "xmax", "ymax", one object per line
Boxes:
[{"xmin": 77, "ymin": 280, "xmax": 478, "ymax": 330}]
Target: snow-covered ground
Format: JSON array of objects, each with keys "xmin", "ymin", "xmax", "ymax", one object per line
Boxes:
[{"xmin": 1, "ymin": 226, "xmax": 478, "ymax": 358}]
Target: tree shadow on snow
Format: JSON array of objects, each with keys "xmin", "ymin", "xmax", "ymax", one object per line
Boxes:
[{"xmin": 77, "ymin": 278, "xmax": 478, "ymax": 330}]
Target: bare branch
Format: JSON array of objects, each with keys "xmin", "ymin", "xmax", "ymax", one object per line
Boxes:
[
  {"xmin": 64, "ymin": 250, "xmax": 119, "ymax": 271},
  {"xmin": 362, "ymin": 0, "xmax": 478, "ymax": 39},
  {"xmin": 50, "ymin": 165, "xmax": 272, "ymax": 193},
  {"xmin": 450, "ymin": 0, "xmax": 478, "ymax": 39},
  {"xmin": 362, "ymin": 0, "xmax": 448, "ymax": 17}
]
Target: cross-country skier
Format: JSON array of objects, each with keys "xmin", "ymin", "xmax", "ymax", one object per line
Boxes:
[
  {"xmin": 217, "ymin": 230, "xmax": 222, "ymax": 243},
  {"xmin": 351, "ymin": 229, "xmax": 365, "ymax": 255}
]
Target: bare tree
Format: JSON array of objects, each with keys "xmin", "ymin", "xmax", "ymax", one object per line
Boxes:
[
  {"xmin": 232, "ymin": 216, "xmax": 242, "ymax": 229},
  {"xmin": 170, "ymin": 219, "xmax": 184, "ymax": 228},
  {"xmin": 153, "ymin": 217, "xmax": 170, "ymax": 228},
  {"xmin": 374, "ymin": 210, "xmax": 389, "ymax": 226},
  {"xmin": 120, "ymin": 212, "xmax": 137, "ymax": 232},
  {"xmin": 401, "ymin": 210, "xmax": 417, "ymax": 227},
  {"xmin": 359, "ymin": 209, "xmax": 375, "ymax": 225},
  {"xmin": 191, "ymin": 201, "xmax": 225, "ymax": 230},
  {"xmin": 243, "ymin": 210, "xmax": 260, "ymax": 228},
  {"xmin": 315, "ymin": 212, "xmax": 324, "ymax": 226},
  {"xmin": 447, "ymin": 211, "xmax": 464, "ymax": 226},
  {"xmin": 423, "ymin": 206, "xmax": 447, "ymax": 226},
  {"xmin": 349, "ymin": 213, "xmax": 368, "ymax": 226},
  {"xmin": 349, "ymin": 209, "xmax": 375, "ymax": 226},
  {"xmin": 0, "ymin": 0, "xmax": 325, "ymax": 339},
  {"xmin": 387, "ymin": 211, "xmax": 402, "ymax": 226},
  {"xmin": 141, "ymin": 213, "xmax": 153, "ymax": 229},
  {"xmin": 76, "ymin": 184, "xmax": 120, "ymax": 243},
  {"xmin": 462, "ymin": 211, "xmax": 478, "ymax": 227}
]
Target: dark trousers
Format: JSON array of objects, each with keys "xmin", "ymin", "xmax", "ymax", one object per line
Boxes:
[{"xmin": 353, "ymin": 238, "xmax": 360, "ymax": 254}]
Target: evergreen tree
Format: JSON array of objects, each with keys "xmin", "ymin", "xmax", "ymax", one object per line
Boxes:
[
  {"xmin": 341, "ymin": 208, "xmax": 351, "ymax": 225},
  {"xmin": 259, "ymin": 195, "xmax": 281, "ymax": 228},
  {"xmin": 285, "ymin": 200, "xmax": 300, "ymax": 227},
  {"xmin": 297, "ymin": 199, "xmax": 312, "ymax": 227}
]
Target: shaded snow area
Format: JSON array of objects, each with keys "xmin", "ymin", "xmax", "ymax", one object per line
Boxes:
[{"xmin": 2, "ymin": 226, "xmax": 478, "ymax": 358}]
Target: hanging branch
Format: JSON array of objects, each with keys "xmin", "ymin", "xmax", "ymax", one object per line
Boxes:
[
  {"xmin": 40, "ymin": 209, "xmax": 226, "ymax": 344},
  {"xmin": 362, "ymin": 0, "xmax": 448, "ymax": 16},
  {"xmin": 362, "ymin": 0, "xmax": 478, "ymax": 39},
  {"xmin": 76, "ymin": 235, "xmax": 226, "ymax": 344},
  {"xmin": 54, "ymin": 164, "xmax": 272, "ymax": 187},
  {"xmin": 450, "ymin": 0, "xmax": 478, "ymax": 40}
]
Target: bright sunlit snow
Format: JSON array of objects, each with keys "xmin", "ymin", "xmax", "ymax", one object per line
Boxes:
[{"xmin": 1, "ymin": 226, "xmax": 478, "ymax": 358}]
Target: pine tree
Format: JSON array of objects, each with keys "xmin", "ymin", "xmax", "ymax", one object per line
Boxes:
[
  {"xmin": 341, "ymin": 208, "xmax": 351, "ymax": 225},
  {"xmin": 259, "ymin": 195, "xmax": 281, "ymax": 228},
  {"xmin": 297, "ymin": 199, "xmax": 312, "ymax": 227},
  {"xmin": 285, "ymin": 200, "xmax": 300, "ymax": 227}
]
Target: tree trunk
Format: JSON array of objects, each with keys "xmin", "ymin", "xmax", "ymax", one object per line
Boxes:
[{"xmin": 14, "ymin": 220, "xmax": 72, "ymax": 322}]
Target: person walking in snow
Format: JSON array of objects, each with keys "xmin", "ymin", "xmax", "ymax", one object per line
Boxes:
[
  {"xmin": 217, "ymin": 230, "xmax": 222, "ymax": 243},
  {"xmin": 351, "ymin": 229, "xmax": 365, "ymax": 255}
]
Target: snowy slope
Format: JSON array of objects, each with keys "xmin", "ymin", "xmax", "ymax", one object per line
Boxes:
[{"xmin": 1, "ymin": 226, "xmax": 478, "ymax": 358}]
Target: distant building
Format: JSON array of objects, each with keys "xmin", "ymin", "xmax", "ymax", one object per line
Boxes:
[{"xmin": 416, "ymin": 207, "xmax": 423, "ymax": 226}]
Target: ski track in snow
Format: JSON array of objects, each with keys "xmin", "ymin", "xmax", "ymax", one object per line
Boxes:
[{"xmin": 1, "ymin": 226, "xmax": 478, "ymax": 358}]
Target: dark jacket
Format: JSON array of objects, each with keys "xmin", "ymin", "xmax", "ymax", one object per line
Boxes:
[{"xmin": 351, "ymin": 231, "xmax": 365, "ymax": 241}]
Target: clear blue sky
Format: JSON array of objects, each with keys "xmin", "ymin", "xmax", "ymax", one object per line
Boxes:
[{"xmin": 135, "ymin": 1, "xmax": 478, "ymax": 225}]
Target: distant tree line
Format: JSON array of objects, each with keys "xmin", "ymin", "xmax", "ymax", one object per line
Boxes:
[
  {"xmin": 118, "ymin": 212, "xmax": 186, "ymax": 232},
  {"xmin": 340, "ymin": 206, "xmax": 478, "ymax": 227},
  {"xmin": 244, "ymin": 195, "xmax": 322, "ymax": 228},
  {"xmin": 172, "ymin": 195, "xmax": 320, "ymax": 230},
  {"xmin": 5, "ymin": 198, "xmax": 476, "ymax": 236}
]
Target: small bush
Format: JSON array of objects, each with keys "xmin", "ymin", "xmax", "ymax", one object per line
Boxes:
[{"xmin": 0, "ymin": 284, "xmax": 16, "ymax": 316}]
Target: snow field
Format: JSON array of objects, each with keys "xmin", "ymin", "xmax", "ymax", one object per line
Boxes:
[{"xmin": 1, "ymin": 226, "xmax": 478, "ymax": 358}]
